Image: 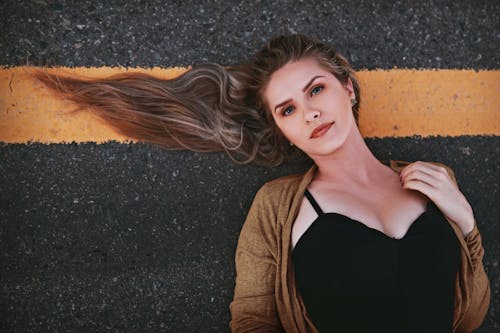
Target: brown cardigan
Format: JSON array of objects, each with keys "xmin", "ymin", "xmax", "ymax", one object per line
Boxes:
[{"xmin": 230, "ymin": 161, "xmax": 490, "ymax": 333}]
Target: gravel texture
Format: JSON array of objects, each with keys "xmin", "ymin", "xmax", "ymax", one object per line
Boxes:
[
  {"xmin": 0, "ymin": 0, "xmax": 498, "ymax": 332},
  {"xmin": 1, "ymin": 138, "xmax": 499, "ymax": 332},
  {"xmin": 0, "ymin": 0, "xmax": 498, "ymax": 69}
]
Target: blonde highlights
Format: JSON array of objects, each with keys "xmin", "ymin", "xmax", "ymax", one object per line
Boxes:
[{"xmin": 34, "ymin": 34, "xmax": 360, "ymax": 166}]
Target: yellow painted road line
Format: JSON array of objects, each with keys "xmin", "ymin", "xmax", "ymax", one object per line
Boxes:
[
  {"xmin": 358, "ymin": 69, "xmax": 499, "ymax": 137},
  {"xmin": 0, "ymin": 67, "xmax": 499, "ymax": 143}
]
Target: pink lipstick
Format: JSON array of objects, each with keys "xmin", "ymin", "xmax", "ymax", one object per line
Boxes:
[{"xmin": 310, "ymin": 122, "xmax": 334, "ymax": 139}]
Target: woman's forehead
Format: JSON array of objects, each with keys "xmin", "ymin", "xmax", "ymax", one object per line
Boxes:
[
  {"xmin": 264, "ymin": 59, "xmax": 333, "ymax": 102},
  {"xmin": 270, "ymin": 58, "xmax": 325, "ymax": 83}
]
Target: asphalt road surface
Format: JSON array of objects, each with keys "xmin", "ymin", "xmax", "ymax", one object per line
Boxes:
[{"xmin": 1, "ymin": 1, "xmax": 499, "ymax": 332}]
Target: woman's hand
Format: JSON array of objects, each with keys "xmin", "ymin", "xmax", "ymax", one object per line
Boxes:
[{"xmin": 400, "ymin": 161, "xmax": 475, "ymax": 237}]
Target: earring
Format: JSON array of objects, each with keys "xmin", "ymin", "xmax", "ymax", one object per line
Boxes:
[
  {"xmin": 289, "ymin": 142, "xmax": 294, "ymax": 146},
  {"xmin": 351, "ymin": 98, "xmax": 357, "ymax": 106}
]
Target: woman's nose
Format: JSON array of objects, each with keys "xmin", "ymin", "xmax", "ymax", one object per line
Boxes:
[{"xmin": 304, "ymin": 108, "xmax": 320, "ymax": 123}]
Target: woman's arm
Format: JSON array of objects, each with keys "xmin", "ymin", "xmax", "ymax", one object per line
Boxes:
[
  {"xmin": 400, "ymin": 161, "xmax": 490, "ymax": 331},
  {"xmin": 456, "ymin": 223, "xmax": 491, "ymax": 332},
  {"xmin": 229, "ymin": 185, "xmax": 284, "ymax": 333}
]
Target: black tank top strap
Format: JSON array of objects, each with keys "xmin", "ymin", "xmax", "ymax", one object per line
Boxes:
[{"xmin": 304, "ymin": 189, "xmax": 324, "ymax": 215}]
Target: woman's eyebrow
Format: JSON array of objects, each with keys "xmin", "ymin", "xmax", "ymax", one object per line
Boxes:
[
  {"xmin": 274, "ymin": 99, "xmax": 291, "ymax": 113},
  {"xmin": 273, "ymin": 75, "xmax": 325, "ymax": 113},
  {"xmin": 302, "ymin": 75, "xmax": 324, "ymax": 92}
]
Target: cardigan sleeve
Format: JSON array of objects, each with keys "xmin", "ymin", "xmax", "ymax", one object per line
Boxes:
[
  {"xmin": 455, "ymin": 223, "xmax": 491, "ymax": 332},
  {"xmin": 229, "ymin": 185, "xmax": 285, "ymax": 333},
  {"xmin": 442, "ymin": 166, "xmax": 491, "ymax": 332}
]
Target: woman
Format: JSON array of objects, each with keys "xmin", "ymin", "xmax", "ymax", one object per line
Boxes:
[
  {"xmin": 35, "ymin": 34, "xmax": 490, "ymax": 332},
  {"xmin": 228, "ymin": 35, "xmax": 490, "ymax": 333}
]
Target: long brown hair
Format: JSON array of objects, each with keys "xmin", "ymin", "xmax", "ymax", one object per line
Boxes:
[{"xmin": 34, "ymin": 34, "xmax": 360, "ymax": 166}]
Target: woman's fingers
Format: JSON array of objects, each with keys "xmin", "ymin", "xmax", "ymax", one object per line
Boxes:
[
  {"xmin": 400, "ymin": 161, "xmax": 475, "ymax": 237},
  {"xmin": 401, "ymin": 168, "xmax": 435, "ymax": 186},
  {"xmin": 401, "ymin": 179, "xmax": 435, "ymax": 197},
  {"xmin": 401, "ymin": 162, "xmax": 457, "ymax": 192},
  {"xmin": 401, "ymin": 161, "xmax": 448, "ymax": 181}
]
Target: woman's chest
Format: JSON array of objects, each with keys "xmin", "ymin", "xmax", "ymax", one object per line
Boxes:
[{"xmin": 292, "ymin": 185, "xmax": 429, "ymax": 248}]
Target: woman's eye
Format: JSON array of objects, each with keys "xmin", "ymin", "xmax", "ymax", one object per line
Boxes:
[
  {"xmin": 283, "ymin": 106, "xmax": 295, "ymax": 116},
  {"xmin": 311, "ymin": 85, "xmax": 323, "ymax": 96}
]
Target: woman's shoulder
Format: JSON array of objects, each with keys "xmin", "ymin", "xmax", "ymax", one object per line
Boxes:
[
  {"xmin": 250, "ymin": 169, "xmax": 312, "ymax": 207},
  {"xmin": 263, "ymin": 172, "xmax": 305, "ymax": 190},
  {"xmin": 261, "ymin": 165, "xmax": 315, "ymax": 195}
]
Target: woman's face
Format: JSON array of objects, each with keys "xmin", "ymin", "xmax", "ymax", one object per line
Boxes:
[{"xmin": 263, "ymin": 58, "xmax": 356, "ymax": 158}]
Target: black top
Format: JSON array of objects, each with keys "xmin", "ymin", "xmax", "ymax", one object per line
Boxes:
[{"xmin": 292, "ymin": 190, "xmax": 461, "ymax": 333}]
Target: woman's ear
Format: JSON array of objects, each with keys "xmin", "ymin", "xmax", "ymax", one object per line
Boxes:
[{"xmin": 345, "ymin": 78, "xmax": 355, "ymax": 98}]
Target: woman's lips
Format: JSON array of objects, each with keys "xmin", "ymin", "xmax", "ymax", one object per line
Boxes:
[{"xmin": 310, "ymin": 122, "xmax": 334, "ymax": 139}]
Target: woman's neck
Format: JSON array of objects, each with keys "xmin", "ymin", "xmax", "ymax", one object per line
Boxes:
[{"xmin": 311, "ymin": 126, "xmax": 392, "ymax": 185}]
